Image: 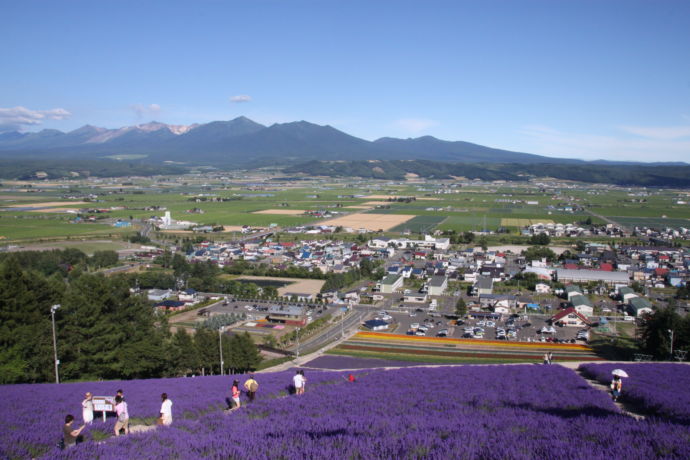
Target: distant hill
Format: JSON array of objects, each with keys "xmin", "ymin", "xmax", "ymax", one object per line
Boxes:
[{"xmin": 0, "ymin": 116, "xmax": 592, "ymax": 167}]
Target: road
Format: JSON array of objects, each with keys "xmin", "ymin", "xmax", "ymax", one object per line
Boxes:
[
  {"xmin": 585, "ymin": 209, "xmax": 630, "ymax": 232},
  {"xmin": 290, "ymin": 308, "xmax": 370, "ymax": 356}
]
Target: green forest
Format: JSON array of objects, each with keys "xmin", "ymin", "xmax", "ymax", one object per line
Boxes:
[
  {"xmin": 284, "ymin": 160, "xmax": 690, "ymax": 187},
  {"xmin": 0, "ymin": 250, "xmax": 261, "ymax": 384},
  {"xmin": 0, "ymin": 158, "xmax": 185, "ymax": 179}
]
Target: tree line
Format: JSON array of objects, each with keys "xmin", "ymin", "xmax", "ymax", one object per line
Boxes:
[{"xmin": 0, "ymin": 253, "xmax": 261, "ymax": 384}]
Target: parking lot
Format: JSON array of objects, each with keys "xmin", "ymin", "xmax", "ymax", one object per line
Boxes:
[
  {"xmin": 201, "ymin": 298, "xmax": 339, "ymax": 326},
  {"xmin": 371, "ymin": 309, "xmax": 586, "ymax": 344}
]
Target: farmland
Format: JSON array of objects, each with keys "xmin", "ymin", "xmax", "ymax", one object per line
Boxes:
[
  {"xmin": 1, "ymin": 174, "xmax": 689, "ymax": 244},
  {"xmin": 2, "ymin": 365, "xmax": 689, "ymax": 459}
]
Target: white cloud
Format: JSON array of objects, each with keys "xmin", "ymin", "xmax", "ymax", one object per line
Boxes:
[
  {"xmin": 518, "ymin": 124, "xmax": 690, "ymax": 163},
  {"xmin": 229, "ymin": 95, "xmax": 252, "ymax": 103},
  {"xmin": 0, "ymin": 106, "xmax": 71, "ymax": 132},
  {"xmin": 130, "ymin": 103, "xmax": 161, "ymax": 118},
  {"xmin": 619, "ymin": 124, "xmax": 690, "ymax": 140},
  {"xmin": 393, "ymin": 118, "xmax": 438, "ymax": 135}
]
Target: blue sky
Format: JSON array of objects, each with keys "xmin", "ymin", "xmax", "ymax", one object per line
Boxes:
[{"xmin": 2, "ymin": 0, "xmax": 689, "ymax": 162}]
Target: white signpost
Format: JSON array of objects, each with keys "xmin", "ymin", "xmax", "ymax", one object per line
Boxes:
[{"xmin": 93, "ymin": 396, "xmax": 115, "ymax": 422}]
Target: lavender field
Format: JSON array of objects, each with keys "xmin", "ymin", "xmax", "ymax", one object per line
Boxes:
[
  {"xmin": 2, "ymin": 365, "xmax": 689, "ymax": 459},
  {"xmin": 579, "ymin": 362, "xmax": 690, "ymax": 423}
]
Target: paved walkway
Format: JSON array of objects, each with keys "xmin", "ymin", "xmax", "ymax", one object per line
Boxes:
[{"xmin": 258, "ymin": 327, "xmax": 362, "ymax": 373}]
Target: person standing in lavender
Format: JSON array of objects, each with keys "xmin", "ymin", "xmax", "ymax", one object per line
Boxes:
[
  {"xmin": 611, "ymin": 375, "xmax": 622, "ymax": 401},
  {"xmin": 159, "ymin": 393, "xmax": 173, "ymax": 426},
  {"xmin": 293, "ymin": 370, "xmax": 303, "ymax": 395},
  {"xmin": 244, "ymin": 374, "xmax": 259, "ymax": 402},
  {"xmin": 81, "ymin": 392, "xmax": 94, "ymax": 425},
  {"xmin": 231, "ymin": 380, "xmax": 241, "ymax": 410},
  {"xmin": 299, "ymin": 370, "xmax": 307, "ymax": 395},
  {"xmin": 114, "ymin": 395, "xmax": 129, "ymax": 436}
]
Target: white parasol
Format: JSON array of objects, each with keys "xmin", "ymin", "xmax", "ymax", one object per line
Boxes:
[{"xmin": 611, "ymin": 369, "xmax": 629, "ymax": 378}]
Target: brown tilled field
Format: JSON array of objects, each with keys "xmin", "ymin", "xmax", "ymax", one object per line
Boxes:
[{"xmin": 320, "ymin": 213, "xmax": 415, "ymax": 231}]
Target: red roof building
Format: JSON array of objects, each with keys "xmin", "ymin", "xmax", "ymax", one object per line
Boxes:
[{"xmin": 550, "ymin": 307, "xmax": 591, "ymax": 327}]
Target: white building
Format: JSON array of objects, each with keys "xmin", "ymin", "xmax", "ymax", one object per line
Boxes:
[{"xmin": 378, "ymin": 275, "xmax": 403, "ymax": 294}]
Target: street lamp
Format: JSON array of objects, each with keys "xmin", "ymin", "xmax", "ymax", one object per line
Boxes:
[
  {"xmin": 50, "ymin": 304, "xmax": 60, "ymax": 384},
  {"xmin": 218, "ymin": 327, "xmax": 224, "ymax": 376},
  {"xmin": 668, "ymin": 329, "xmax": 674, "ymax": 360},
  {"xmin": 296, "ymin": 327, "xmax": 301, "ymax": 359}
]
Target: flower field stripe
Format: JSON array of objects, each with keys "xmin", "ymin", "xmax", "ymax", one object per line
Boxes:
[
  {"xmin": 344, "ymin": 339, "xmax": 602, "ymax": 359},
  {"xmin": 354, "ymin": 331, "xmax": 594, "ymax": 350},
  {"xmin": 328, "ymin": 349, "xmax": 535, "ymax": 364},
  {"xmin": 338, "ymin": 344, "xmax": 602, "ymax": 362}
]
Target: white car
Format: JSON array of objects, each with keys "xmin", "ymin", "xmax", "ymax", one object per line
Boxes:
[
  {"xmin": 411, "ymin": 323, "xmax": 420, "ymax": 329},
  {"xmin": 541, "ymin": 326, "xmax": 556, "ymax": 334},
  {"xmin": 486, "ymin": 321, "xmax": 496, "ymax": 328},
  {"xmin": 415, "ymin": 330, "xmax": 426, "ymax": 336},
  {"xmin": 477, "ymin": 320, "xmax": 486, "ymax": 327},
  {"xmin": 380, "ymin": 314, "xmax": 393, "ymax": 321},
  {"xmin": 409, "ymin": 312, "xmax": 417, "ymax": 317},
  {"xmin": 417, "ymin": 326, "xmax": 429, "ymax": 333}
]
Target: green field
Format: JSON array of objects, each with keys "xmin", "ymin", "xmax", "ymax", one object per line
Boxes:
[
  {"xmin": 610, "ymin": 216, "xmax": 690, "ymax": 230},
  {"xmin": 0, "ymin": 216, "xmax": 130, "ymax": 242},
  {"xmin": 389, "ymin": 215, "xmax": 446, "ymax": 233}
]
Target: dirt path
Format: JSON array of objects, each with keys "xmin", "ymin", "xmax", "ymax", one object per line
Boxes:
[
  {"xmin": 129, "ymin": 424, "xmax": 158, "ymax": 434},
  {"xmin": 573, "ymin": 367, "xmax": 646, "ymax": 420}
]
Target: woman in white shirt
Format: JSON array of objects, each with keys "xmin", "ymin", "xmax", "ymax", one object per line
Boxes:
[
  {"xmin": 159, "ymin": 393, "xmax": 173, "ymax": 426},
  {"xmin": 81, "ymin": 392, "xmax": 94, "ymax": 425},
  {"xmin": 293, "ymin": 370, "xmax": 303, "ymax": 395}
]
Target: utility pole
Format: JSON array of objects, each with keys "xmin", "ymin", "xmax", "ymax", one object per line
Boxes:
[
  {"xmin": 668, "ymin": 329, "xmax": 674, "ymax": 360},
  {"xmin": 50, "ymin": 304, "xmax": 60, "ymax": 384},
  {"xmin": 218, "ymin": 327, "xmax": 224, "ymax": 376}
]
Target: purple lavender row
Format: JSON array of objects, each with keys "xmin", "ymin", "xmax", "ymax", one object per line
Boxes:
[
  {"xmin": 578, "ymin": 362, "xmax": 690, "ymax": 423},
  {"xmin": 0, "ymin": 369, "xmax": 344, "ymax": 459},
  {"xmin": 24, "ymin": 365, "xmax": 690, "ymax": 460}
]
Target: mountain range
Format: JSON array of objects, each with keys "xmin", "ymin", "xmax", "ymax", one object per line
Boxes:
[
  {"xmin": 0, "ymin": 117, "xmax": 685, "ymax": 167},
  {"xmin": 0, "ymin": 117, "xmax": 559, "ymax": 166}
]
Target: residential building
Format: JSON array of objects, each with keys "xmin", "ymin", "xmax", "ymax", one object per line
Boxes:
[
  {"xmin": 551, "ymin": 307, "xmax": 591, "ymax": 327},
  {"xmin": 378, "ymin": 275, "xmax": 403, "ymax": 294},
  {"xmin": 427, "ymin": 275, "xmax": 448, "ymax": 296}
]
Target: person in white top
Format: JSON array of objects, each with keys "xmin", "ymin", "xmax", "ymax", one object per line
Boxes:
[
  {"xmin": 299, "ymin": 370, "xmax": 306, "ymax": 395},
  {"xmin": 159, "ymin": 393, "xmax": 173, "ymax": 426},
  {"xmin": 81, "ymin": 392, "xmax": 94, "ymax": 425},
  {"xmin": 293, "ymin": 370, "xmax": 303, "ymax": 395}
]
